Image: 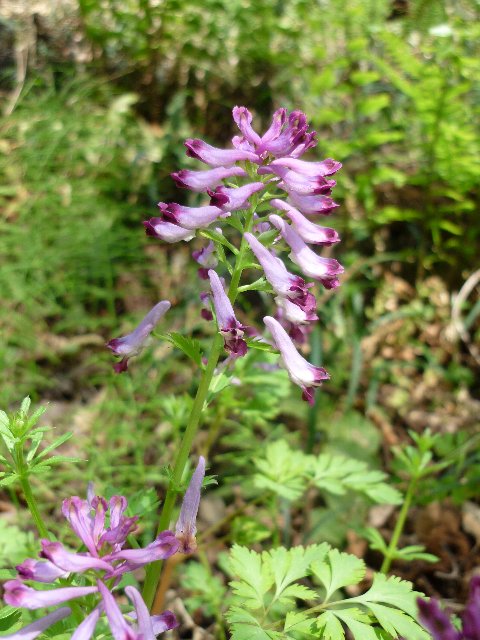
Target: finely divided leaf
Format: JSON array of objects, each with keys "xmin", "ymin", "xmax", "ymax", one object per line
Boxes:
[
  {"xmin": 312, "ymin": 549, "xmax": 366, "ymax": 601},
  {"xmin": 229, "ymin": 545, "xmax": 273, "ymax": 610}
]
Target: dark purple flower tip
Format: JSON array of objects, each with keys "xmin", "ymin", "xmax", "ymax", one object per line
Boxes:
[
  {"xmin": 16, "ymin": 558, "xmax": 68, "ymax": 583},
  {"xmin": 201, "ymin": 308, "xmax": 213, "ymax": 321},
  {"xmin": 302, "ymin": 387, "xmax": 316, "ymax": 405},
  {"xmin": 209, "ymin": 190, "xmax": 230, "ymax": 208},
  {"xmin": 417, "ymin": 597, "xmax": 461, "ymax": 640},
  {"xmin": 153, "ymin": 610, "xmax": 178, "ymax": 633},
  {"xmin": 113, "ymin": 358, "xmax": 129, "ymax": 373}
]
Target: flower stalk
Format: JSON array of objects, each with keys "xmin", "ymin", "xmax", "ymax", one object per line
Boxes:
[{"xmin": 14, "ymin": 441, "xmax": 50, "ymax": 540}]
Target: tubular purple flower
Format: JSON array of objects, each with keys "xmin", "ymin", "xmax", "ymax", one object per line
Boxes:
[
  {"xmin": 244, "ymin": 232, "xmax": 316, "ymax": 313},
  {"xmin": 269, "ymin": 215, "xmax": 343, "ymax": 289},
  {"xmin": 61, "ymin": 497, "xmax": 98, "ymax": 556},
  {"xmin": 88, "ymin": 496, "xmax": 107, "ymax": 551},
  {"xmin": 417, "ymin": 598, "xmax": 461, "ymax": 640},
  {"xmin": 16, "ymin": 558, "xmax": 68, "ymax": 583},
  {"xmin": 158, "ymin": 202, "xmax": 226, "ymax": 230},
  {"xmin": 270, "ymin": 200, "xmax": 340, "ymax": 245},
  {"xmin": 171, "ymin": 166, "xmax": 246, "ymax": 192},
  {"xmin": 275, "ymin": 296, "xmax": 317, "ymax": 325},
  {"xmin": 263, "ymin": 316, "xmax": 329, "ymax": 405},
  {"xmin": 258, "ymin": 108, "xmax": 287, "ymax": 148},
  {"xmin": 208, "ymin": 270, "xmax": 247, "ymax": 357},
  {"xmin": 143, "ymin": 218, "xmax": 195, "ymax": 243},
  {"xmin": 71, "ymin": 608, "xmax": 101, "ymax": 640},
  {"xmin": 257, "ymin": 110, "xmax": 316, "ymax": 158},
  {"xmin": 125, "ymin": 587, "xmax": 155, "ymax": 638},
  {"xmin": 270, "ymin": 157, "xmax": 342, "ymax": 177},
  {"xmin": 150, "ymin": 611, "xmax": 179, "ymax": 634},
  {"xmin": 184, "ymin": 138, "xmax": 258, "ymax": 167},
  {"xmin": 98, "ymin": 581, "xmax": 137, "ymax": 640},
  {"xmin": 105, "ymin": 531, "xmax": 179, "ymax": 567},
  {"xmin": 259, "ymin": 165, "xmax": 335, "ymax": 195},
  {"xmin": 39, "ymin": 540, "xmax": 112, "ymax": 574},
  {"xmin": 287, "ymin": 191, "xmax": 340, "ymax": 216},
  {"xmin": 193, "ymin": 241, "xmax": 217, "ymax": 279},
  {"xmin": 99, "ymin": 516, "xmax": 138, "ymax": 550},
  {"xmin": 175, "ymin": 456, "xmax": 206, "ymax": 553},
  {"xmin": 209, "ymin": 182, "xmax": 264, "ymax": 212},
  {"xmin": 232, "ymin": 106, "xmax": 262, "ymax": 146},
  {"xmin": 126, "ymin": 586, "xmax": 176, "ymax": 640},
  {"xmin": 109, "ymin": 495, "xmax": 128, "ymax": 530},
  {"xmin": 0, "ymin": 607, "xmax": 72, "ymax": 640},
  {"xmin": 3, "ymin": 580, "xmax": 97, "ymax": 610},
  {"xmin": 106, "ymin": 301, "xmax": 171, "ymax": 373}
]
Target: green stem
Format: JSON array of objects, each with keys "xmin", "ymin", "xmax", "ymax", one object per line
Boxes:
[
  {"xmin": 142, "ymin": 332, "xmax": 223, "ymax": 608},
  {"xmin": 14, "ymin": 443, "xmax": 50, "ymax": 539},
  {"xmin": 380, "ymin": 477, "xmax": 417, "ymax": 574},
  {"xmin": 142, "ymin": 205, "xmax": 257, "ymax": 609}
]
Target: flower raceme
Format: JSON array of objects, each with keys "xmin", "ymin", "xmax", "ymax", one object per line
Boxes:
[
  {"xmin": 4, "ymin": 458, "xmax": 206, "ymax": 640},
  {"xmin": 108, "ymin": 105, "xmax": 343, "ymax": 404}
]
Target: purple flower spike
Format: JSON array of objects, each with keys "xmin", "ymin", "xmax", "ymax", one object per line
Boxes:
[
  {"xmin": 71, "ymin": 607, "xmax": 101, "ymax": 640},
  {"xmin": 417, "ymin": 598, "xmax": 461, "ymax": 640},
  {"xmin": 4, "ymin": 580, "xmax": 97, "ymax": 609},
  {"xmin": 0, "ymin": 607, "xmax": 72, "ymax": 640},
  {"xmin": 39, "ymin": 540, "xmax": 112, "ymax": 574},
  {"xmin": 16, "ymin": 558, "xmax": 68, "ymax": 583},
  {"xmin": 176, "ymin": 456, "xmax": 206, "ymax": 553},
  {"xmin": 244, "ymin": 232, "xmax": 316, "ymax": 313},
  {"xmin": 159, "ymin": 202, "xmax": 226, "ymax": 230},
  {"xmin": 232, "ymin": 106, "xmax": 262, "ymax": 146},
  {"xmin": 171, "ymin": 166, "xmax": 246, "ymax": 192},
  {"xmin": 208, "ymin": 270, "xmax": 248, "ymax": 357},
  {"xmin": 184, "ymin": 139, "xmax": 259, "ymax": 167},
  {"xmin": 269, "ymin": 215, "xmax": 343, "ymax": 289},
  {"xmin": 209, "ymin": 182, "xmax": 265, "ymax": 212},
  {"xmin": 264, "ymin": 316, "xmax": 329, "ymax": 405},
  {"xmin": 270, "ymin": 157, "xmax": 342, "ymax": 177},
  {"xmin": 270, "ymin": 199, "xmax": 340, "ymax": 245},
  {"xmin": 106, "ymin": 300, "xmax": 171, "ymax": 373},
  {"xmin": 287, "ymin": 191, "xmax": 340, "ymax": 216},
  {"xmin": 143, "ymin": 218, "xmax": 195, "ymax": 243}
]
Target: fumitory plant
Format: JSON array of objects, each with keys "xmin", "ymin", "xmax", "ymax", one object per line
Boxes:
[{"xmin": 1, "ymin": 106, "xmax": 450, "ymax": 639}]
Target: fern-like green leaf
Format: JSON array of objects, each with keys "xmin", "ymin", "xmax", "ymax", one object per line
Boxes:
[{"xmin": 311, "ymin": 549, "xmax": 366, "ymax": 601}]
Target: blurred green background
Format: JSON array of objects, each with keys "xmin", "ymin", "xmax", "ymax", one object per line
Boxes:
[{"xmin": 0, "ymin": 0, "xmax": 479, "ymax": 494}]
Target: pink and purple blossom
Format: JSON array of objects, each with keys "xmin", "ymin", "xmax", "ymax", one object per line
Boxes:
[
  {"xmin": 171, "ymin": 166, "xmax": 246, "ymax": 192},
  {"xmin": 106, "ymin": 301, "xmax": 171, "ymax": 373},
  {"xmin": 263, "ymin": 316, "xmax": 329, "ymax": 404},
  {"xmin": 175, "ymin": 456, "xmax": 206, "ymax": 553},
  {"xmin": 208, "ymin": 270, "xmax": 247, "ymax": 357},
  {"xmin": 269, "ymin": 214, "xmax": 343, "ymax": 289}
]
